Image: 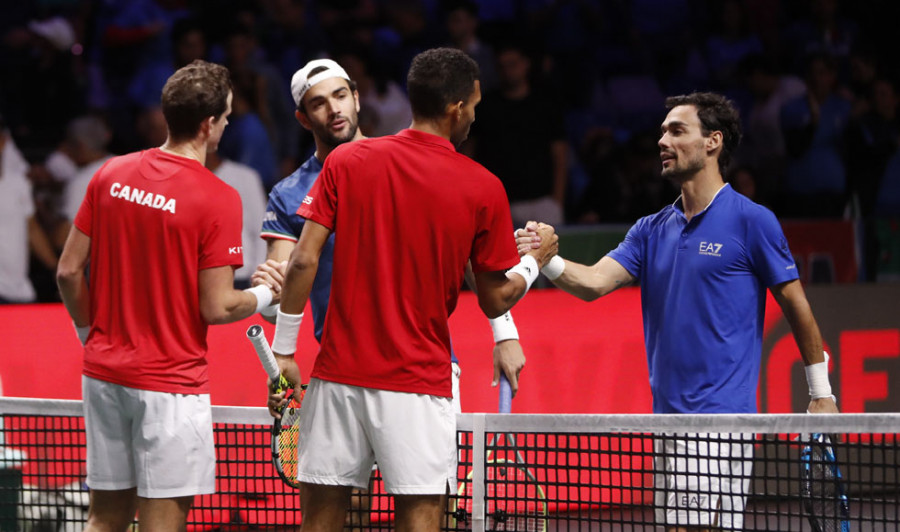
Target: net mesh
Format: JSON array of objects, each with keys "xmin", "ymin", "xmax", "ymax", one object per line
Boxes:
[{"xmin": 1, "ymin": 399, "xmax": 898, "ymax": 531}]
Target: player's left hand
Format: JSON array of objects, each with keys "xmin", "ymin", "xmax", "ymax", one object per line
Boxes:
[
  {"xmin": 493, "ymin": 339, "xmax": 526, "ymax": 397},
  {"xmin": 267, "ymin": 381, "xmax": 288, "ymax": 418},
  {"xmin": 267, "ymin": 354, "xmax": 302, "ymax": 418}
]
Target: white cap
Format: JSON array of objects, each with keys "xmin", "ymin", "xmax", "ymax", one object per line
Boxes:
[
  {"xmin": 290, "ymin": 59, "xmax": 351, "ymax": 108},
  {"xmin": 28, "ymin": 17, "xmax": 75, "ymax": 52}
]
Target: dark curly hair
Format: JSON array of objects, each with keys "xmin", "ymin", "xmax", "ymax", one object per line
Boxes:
[
  {"xmin": 407, "ymin": 47, "xmax": 479, "ymax": 120},
  {"xmin": 161, "ymin": 60, "xmax": 232, "ymax": 142},
  {"xmin": 665, "ymin": 92, "xmax": 742, "ymax": 174}
]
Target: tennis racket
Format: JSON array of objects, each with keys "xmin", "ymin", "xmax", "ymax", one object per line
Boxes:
[
  {"xmin": 456, "ymin": 374, "xmax": 548, "ymax": 531},
  {"xmin": 246, "ymin": 324, "xmax": 305, "ymax": 489},
  {"xmin": 801, "ymin": 432, "xmax": 850, "ymax": 532}
]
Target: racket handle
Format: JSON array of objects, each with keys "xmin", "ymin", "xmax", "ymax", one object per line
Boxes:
[
  {"xmin": 246, "ymin": 324, "xmax": 281, "ymax": 381},
  {"xmin": 498, "ymin": 373, "xmax": 513, "ymax": 414}
]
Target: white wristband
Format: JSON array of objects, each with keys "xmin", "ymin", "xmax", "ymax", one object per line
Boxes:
[
  {"xmin": 489, "ymin": 312, "xmax": 519, "ymax": 343},
  {"xmin": 73, "ymin": 323, "xmax": 89, "ymax": 345},
  {"xmin": 261, "ymin": 303, "xmax": 279, "ymax": 319},
  {"xmin": 506, "ymin": 255, "xmax": 539, "ymax": 293},
  {"xmin": 805, "ymin": 350, "xmax": 833, "ymax": 399},
  {"xmin": 244, "ymin": 285, "xmax": 273, "ymax": 314},
  {"xmin": 541, "ymin": 255, "xmax": 565, "ymax": 280},
  {"xmin": 272, "ymin": 309, "xmax": 303, "ymax": 355}
]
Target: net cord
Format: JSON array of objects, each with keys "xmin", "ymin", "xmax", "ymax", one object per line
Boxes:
[{"xmin": 1, "ymin": 398, "xmax": 897, "ymax": 433}]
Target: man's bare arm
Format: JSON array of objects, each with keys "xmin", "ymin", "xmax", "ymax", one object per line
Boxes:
[
  {"xmin": 550, "ymin": 256, "xmax": 636, "ymax": 301},
  {"xmin": 198, "ymin": 265, "xmax": 279, "ymax": 325},
  {"xmin": 251, "ymin": 238, "xmax": 295, "ymax": 323},
  {"xmin": 56, "ymin": 226, "xmax": 91, "ymax": 328},
  {"xmin": 770, "ymin": 279, "xmax": 838, "ymax": 414}
]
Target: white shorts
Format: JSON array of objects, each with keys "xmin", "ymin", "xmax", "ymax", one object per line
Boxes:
[
  {"xmin": 367, "ymin": 363, "xmax": 459, "ymax": 475},
  {"xmin": 653, "ymin": 433, "xmax": 754, "ymax": 530},
  {"xmin": 297, "ymin": 378, "xmax": 456, "ymax": 495},
  {"xmin": 451, "ymin": 362, "xmax": 461, "ymax": 415},
  {"xmin": 82, "ymin": 376, "xmax": 215, "ymax": 498}
]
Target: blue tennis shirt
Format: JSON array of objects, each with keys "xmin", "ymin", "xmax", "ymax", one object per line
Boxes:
[
  {"xmin": 607, "ymin": 184, "xmax": 799, "ymax": 414},
  {"xmin": 261, "ymin": 155, "xmax": 334, "ymax": 343}
]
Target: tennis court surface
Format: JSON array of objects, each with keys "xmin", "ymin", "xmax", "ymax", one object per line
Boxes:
[{"xmin": 1, "ymin": 398, "xmax": 897, "ymax": 531}]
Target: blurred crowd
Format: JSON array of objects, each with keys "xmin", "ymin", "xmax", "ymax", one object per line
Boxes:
[{"xmin": 2, "ymin": 0, "xmax": 900, "ymax": 303}]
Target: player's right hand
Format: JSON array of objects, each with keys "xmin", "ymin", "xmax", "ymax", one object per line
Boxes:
[
  {"xmin": 529, "ymin": 223, "xmax": 559, "ymax": 268},
  {"xmin": 276, "ymin": 354, "xmax": 302, "ymax": 387},
  {"xmin": 251, "ymin": 259, "xmax": 287, "ymax": 294},
  {"xmin": 515, "ymin": 222, "xmax": 542, "ymax": 257}
]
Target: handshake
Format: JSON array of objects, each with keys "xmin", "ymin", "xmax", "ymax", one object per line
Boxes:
[
  {"xmin": 514, "ymin": 221, "xmax": 565, "ymax": 281},
  {"xmin": 250, "ymin": 259, "xmax": 288, "ymax": 314}
]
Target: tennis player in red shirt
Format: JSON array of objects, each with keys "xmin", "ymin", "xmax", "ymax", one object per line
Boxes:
[
  {"xmin": 268, "ymin": 48, "xmax": 558, "ymax": 531},
  {"xmin": 56, "ymin": 60, "xmax": 282, "ymax": 532}
]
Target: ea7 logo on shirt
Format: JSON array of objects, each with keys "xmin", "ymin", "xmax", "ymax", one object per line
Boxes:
[
  {"xmin": 680, "ymin": 494, "xmax": 708, "ymax": 509},
  {"xmin": 699, "ymin": 241, "xmax": 723, "ymax": 257},
  {"xmin": 229, "ymin": 246, "xmax": 242, "ymax": 255},
  {"xmin": 302, "ymin": 195, "xmax": 313, "ymax": 205}
]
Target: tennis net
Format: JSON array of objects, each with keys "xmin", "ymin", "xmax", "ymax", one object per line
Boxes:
[{"xmin": 1, "ymin": 397, "xmax": 898, "ymax": 531}]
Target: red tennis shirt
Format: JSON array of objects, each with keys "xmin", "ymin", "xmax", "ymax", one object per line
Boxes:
[
  {"xmin": 297, "ymin": 129, "xmax": 519, "ymax": 397},
  {"xmin": 74, "ymin": 148, "xmax": 243, "ymax": 394}
]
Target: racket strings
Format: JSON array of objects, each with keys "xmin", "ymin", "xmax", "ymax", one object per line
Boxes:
[
  {"xmin": 272, "ymin": 385, "xmax": 306, "ymax": 488},
  {"xmin": 803, "ymin": 437, "xmax": 849, "ymax": 531}
]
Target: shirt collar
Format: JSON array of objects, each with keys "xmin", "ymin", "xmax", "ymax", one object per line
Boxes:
[
  {"xmin": 306, "ymin": 153, "xmax": 323, "ymax": 171},
  {"xmin": 396, "ymin": 128, "xmax": 457, "ymax": 152},
  {"xmin": 673, "ymin": 183, "xmax": 731, "ymax": 216}
]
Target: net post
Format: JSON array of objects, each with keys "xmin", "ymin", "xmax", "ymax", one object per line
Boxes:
[{"xmin": 471, "ymin": 413, "xmax": 486, "ymax": 532}]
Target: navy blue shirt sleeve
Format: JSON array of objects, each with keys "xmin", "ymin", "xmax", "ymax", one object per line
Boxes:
[{"xmin": 261, "ymin": 185, "xmax": 302, "ymax": 241}]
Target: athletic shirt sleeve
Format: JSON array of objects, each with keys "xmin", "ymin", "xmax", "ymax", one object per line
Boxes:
[
  {"xmin": 297, "ymin": 156, "xmax": 338, "ymax": 230},
  {"xmin": 199, "ymin": 185, "xmax": 244, "ymax": 270},
  {"xmin": 747, "ymin": 206, "xmax": 799, "ymax": 287},
  {"xmin": 470, "ymin": 176, "xmax": 519, "ymax": 273},
  {"xmin": 606, "ymin": 217, "xmax": 646, "ymax": 281},
  {"xmin": 261, "ymin": 185, "xmax": 300, "ymax": 242}
]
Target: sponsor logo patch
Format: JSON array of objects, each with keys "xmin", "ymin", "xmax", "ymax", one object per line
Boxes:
[{"xmin": 698, "ymin": 241, "xmax": 723, "ymax": 257}]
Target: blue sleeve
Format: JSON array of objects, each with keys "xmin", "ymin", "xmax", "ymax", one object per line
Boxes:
[
  {"xmin": 606, "ymin": 218, "xmax": 645, "ymax": 281},
  {"xmin": 747, "ymin": 206, "xmax": 799, "ymax": 287},
  {"xmin": 260, "ymin": 185, "xmax": 302, "ymax": 241}
]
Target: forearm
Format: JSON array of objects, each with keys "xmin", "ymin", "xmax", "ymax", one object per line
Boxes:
[
  {"xmin": 772, "ymin": 280, "xmax": 825, "ymax": 366},
  {"xmin": 279, "ymin": 250, "xmax": 318, "ymax": 315},
  {"xmin": 477, "ymin": 275, "xmax": 528, "ymax": 318},
  {"xmin": 270, "ymin": 255, "xmax": 317, "ymax": 358},
  {"xmin": 551, "ymin": 257, "xmax": 630, "ymax": 301},
  {"xmin": 200, "ymin": 263, "xmax": 275, "ymax": 325},
  {"xmin": 257, "ymin": 238, "xmax": 295, "ymax": 323},
  {"xmin": 57, "ymin": 271, "xmax": 90, "ymax": 326},
  {"xmin": 781, "ymin": 297, "xmax": 825, "ymax": 366},
  {"xmin": 56, "ymin": 227, "xmax": 92, "ymax": 327},
  {"xmin": 207, "ymin": 288, "xmax": 268, "ymax": 325}
]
